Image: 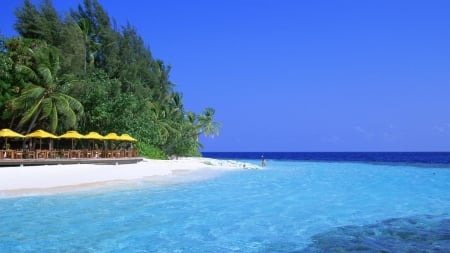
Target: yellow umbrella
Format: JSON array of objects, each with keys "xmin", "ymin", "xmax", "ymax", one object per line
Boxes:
[
  {"xmin": 59, "ymin": 130, "xmax": 85, "ymax": 139},
  {"xmin": 103, "ymin": 132, "xmax": 120, "ymax": 140},
  {"xmin": 26, "ymin": 129, "xmax": 59, "ymax": 149},
  {"xmin": 26, "ymin": 129, "xmax": 58, "ymax": 139},
  {"xmin": 84, "ymin": 131, "xmax": 105, "ymax": 150},
  {"xmin": 84, "ymin": 131, "xmax": 105, "ymax": 140},
  {"xmin": 0, "ymin": 128, "xmax": 25, "ymax": 138},
  {"xmin": 0, "ymin": 128, "xmax": 25, "ymax": 149},
  {"xmin": 59, "ymin": 130, "xmax": 86, "ymax": 149},
  {"xmin": 103, "ymin": 132, "xmax": 121, "ymax": 152},
  {"xmin": 117, "ymin": 134, "xmax": 137, "ymax": 157},
  {"xmin": 118, "ymin": 133, "xmax": 137, "ymax": 142}
]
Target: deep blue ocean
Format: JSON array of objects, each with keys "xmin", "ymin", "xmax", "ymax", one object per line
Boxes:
[
  {"xmin": 1, "ymin": 152, "xmax": 450, "ymax": 252},
  {"xmin": 203, "ymin": 152, "xmax": 450, "ymax": 167}
]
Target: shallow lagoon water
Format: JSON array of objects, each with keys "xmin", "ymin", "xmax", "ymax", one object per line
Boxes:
[{"xmin": 1, "ymin": 159, "xmax": 450, "ymax": 252}]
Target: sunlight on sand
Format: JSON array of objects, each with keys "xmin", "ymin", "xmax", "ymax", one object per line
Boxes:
[{"xmin": 0, "ymin": 157, "xmax": 259, "ymax": 197}]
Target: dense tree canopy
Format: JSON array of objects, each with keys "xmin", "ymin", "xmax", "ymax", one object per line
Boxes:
[{"xmin": 0, "ymin": 0, "xmax": 220, "ymax": 158}]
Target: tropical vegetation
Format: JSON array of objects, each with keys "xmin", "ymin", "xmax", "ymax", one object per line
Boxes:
[{"xmin": 0, "ymin": 0, "xmax": 221, "ymax": 158}]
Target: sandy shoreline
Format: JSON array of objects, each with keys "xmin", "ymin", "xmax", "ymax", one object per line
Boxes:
[{"xmin": 0, "ymin": 157, "xmax": 259, "ymax": 197}]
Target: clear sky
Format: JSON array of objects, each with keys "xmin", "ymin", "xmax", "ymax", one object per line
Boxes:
[{"xmin": 2, "ymin": 0, "xmax": 450, "ymax": 152}]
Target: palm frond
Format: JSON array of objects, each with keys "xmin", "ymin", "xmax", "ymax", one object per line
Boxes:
[
  {"xmin": 37, "ymin": 65, "xmax": 53, "ymax": 85},
  {"xmin": 61, "ymin": 93, "xmax": 84, "ymax": 113},
  {"xmin": 40, "ymin": 97, "xmax": 53, "ymax": 119},
  {"xmin": 15, "ymin": 64, "xmax": 39, "ymax": 82},
  {"xmin": 17, "ymin": 98, "xmax": 42, "ymax": 128},
  {"xmin": 53, "ymin": 95, "xmax": 70, "ymax": 115},
  {"xmin": 49, "ymin": 106, "xmax": 58, "ymax": 133},
  {"xmin": 21, "ymin": 84, "xmax": 46, "ymax": 100},
  {"xmin": 65, "ymin": 108, "xmax": 77, "ymax": 128},
  {"xmin": 10, "ymin": 84, "xmax": 45, "ymax": 112},
  {"xmin": 53, "ymin": 95, "xmax": 77, "ymax": 127}
]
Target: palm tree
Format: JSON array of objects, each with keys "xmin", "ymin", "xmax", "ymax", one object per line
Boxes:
[
  {"xmin": 9, "ymin": 44, "xmax": 84, "ymax": 133},
  {"xmin": 163, "ymin": 108, "xmax": 221, "ymax": 156},
  {"xmin": 196, "ymin": 107, "xmax": 221, "ymax": 138},
  {"xmin": 148, "ymin": 101, "xmax": 181, "ymax": 146}
]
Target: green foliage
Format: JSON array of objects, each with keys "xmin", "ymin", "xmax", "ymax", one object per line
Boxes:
[
  {"xmin": 135, "ymin": 142, "xmax": 167, "ymax": 160},
  {"xmin": 1, "ymin": 0, "xmax": 222, "ymax": 157},
  {"xmin": 14, "ymin": 0, "xmax": 63, "ymax": 46},
  {"xmin": 8, "ymin": 42, "xmax": 84, "ymax": 133},
  {"xmin": 71, "ymin": 69, "xmax": 120, "ymax": 132},
  {"xmin": 196, "ymin": 107, "xmax": 221, "ymax": 137},
  {"xmin": 58, "ymin": 21, "xmax": 86, "ymax": 77},
  {"xmin": 0, "ymin": 38, "xmax": 14, "ymax": 125}
]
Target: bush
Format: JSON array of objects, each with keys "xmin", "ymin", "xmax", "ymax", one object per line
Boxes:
[{"xmin": 136, "ymin": 143, "xmax": 167, "ymax": 159}]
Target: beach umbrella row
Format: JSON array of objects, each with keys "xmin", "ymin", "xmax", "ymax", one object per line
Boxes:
[{"xmin": 0, "ymin": 128, "xmax": 137, "ymax": 146}]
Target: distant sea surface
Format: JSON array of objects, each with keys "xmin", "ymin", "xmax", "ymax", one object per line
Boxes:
[{"xmin": 203, "ymin": 152, "xmax": 450, "ymax": 167}]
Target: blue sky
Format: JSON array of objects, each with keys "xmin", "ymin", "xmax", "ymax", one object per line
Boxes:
[{"xmin": 2, "ymin": 0, "xmax": 450, "ymax": 151}]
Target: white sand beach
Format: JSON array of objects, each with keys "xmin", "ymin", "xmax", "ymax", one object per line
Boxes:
[{"xmin": 0, "ymin": 157, "xmax": 259, "ymax": 197}]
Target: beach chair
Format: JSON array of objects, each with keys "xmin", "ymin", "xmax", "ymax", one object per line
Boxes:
[
  {"xmin": 48, "ymin": 150, "xmax": 58, "ymax": 159},
  {"xmin": 36, "ymin": 149, "xmax": 48, "ymax": 159},
  {"xmin": 93, "ymin": 150, "xmax": 102, "ymax": 158},
  {"xmin": 61, "ymin": 150, "xmax": 70, "ymax": 159},
  {"xmin": 14, "ymin": 150, "xmax": 23, "ymax": 159},
  {"xmin": 25, "ymin": 150, "xmax": 35, "ymax": 159},
  {"xmin": 83, "ymin": 150, "xmax": 92, "ymax": 158},
  {"xmin": 104, "ymin": 150, "xmax": 113, "ymax": 158}
]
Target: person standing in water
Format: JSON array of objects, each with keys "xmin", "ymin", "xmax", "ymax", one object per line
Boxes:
[{"xmin": 261, "ymin": 155, "xmax": 266, "ymax": 167}]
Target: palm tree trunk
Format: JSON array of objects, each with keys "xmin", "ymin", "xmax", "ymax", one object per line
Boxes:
[{"xmin": 26, "ymin": 106, "xmax": 42, "ymax": 134}]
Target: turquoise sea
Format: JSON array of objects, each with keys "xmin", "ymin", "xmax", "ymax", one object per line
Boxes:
[{"xmin": 1, "ymin": 152, "xmax": 450, "ymax": 252}]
